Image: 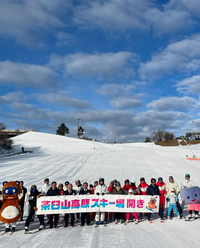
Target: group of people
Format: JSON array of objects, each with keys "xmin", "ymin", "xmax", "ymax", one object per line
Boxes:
[{"xmin": 0, "ymin": 174, "xmax": 197, "ymax": 232}]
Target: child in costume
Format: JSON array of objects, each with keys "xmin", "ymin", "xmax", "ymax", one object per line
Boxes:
[{"xmin": 166, "ymin": 188, "xmax": 180, "ymax": 219}]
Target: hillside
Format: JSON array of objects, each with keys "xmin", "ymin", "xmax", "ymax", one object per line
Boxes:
[{"xmin": 0, "ymin": 132, "xmax": 200, "ymax": 247}]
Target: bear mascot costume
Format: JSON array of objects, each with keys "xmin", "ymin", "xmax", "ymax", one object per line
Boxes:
[{"xmin": 0, "ymin": 181, "xmax": 23, "ymax": 232}]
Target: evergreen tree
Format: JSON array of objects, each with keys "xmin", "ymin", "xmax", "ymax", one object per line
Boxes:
[
  {"xmin": 56, "ymin": 123, "xmax": 69, "ymax": 136},
  {"xmin": 78, "ymin": 126, "xmax": 85, "ymax": 138}
]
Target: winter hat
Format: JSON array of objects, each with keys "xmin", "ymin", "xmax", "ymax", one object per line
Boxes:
[
  {"xmin": 158, "ymin": 177, "xmax": 163, "ymax": 181},
  {"xmin": 31, "ymin": 185, "xmax": 36, "ymax": 192},
  {"xmin": 128, "ymin": 188, "xmax": 134, "ymax": 193},
  {"xmin": 185, "ymin": 174, "xmax": 190, "ymax": 178},
  {"xmin": 99, "ymin": 178, "xmax": 104, "ymax": 183},
  {"xmin": 169, "ymin": 176, "xmax": 173, "ymax": 180},
  {"xmin": 113, "ymin": 179, "xmax": 117, "ymax": 183},
  {"xmin": 140, "ymin": 177, "xmax": 145, "ymax": 182},
  {"xmin": 116, "ymin": 182, "xmax": 121, "ymax": 187},
  {"xmin": 151, "ymin": 178, "xmax": 156, "ymax": 183},
  {"xmin": 130, "ymin": 180, "xmax": 136, "ymax": 184},
  {"xmin": 65, "ymin": 181, "xmax": 69, "ymax": 185},
  {"xmin": 124, "ymin": 179, "xmax": 129, "ymax": 184},
  {"xmin": 94, "ymin": 181, "xmax": 98, "ymax": 184},
  {"xmin": 58, "ymin": 183, "xmax": 63, "ymax": 188},
  {"xmin": 44, "ymin": 178, "xmax": 49, "ymax": 183},
  {"xmin": 75, "ymin": 180, "xmax": 80, "ymax": 184}
]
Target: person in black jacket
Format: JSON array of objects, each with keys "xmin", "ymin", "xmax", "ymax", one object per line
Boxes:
[
  {"xmin": 24, "ymin": 185, "xmax": 44, "ymax": 233},
  {"xmin": 0, "ymin": 190, "xmax": 2, "ymax": 210},
  {"xmin": 146, "ymin": 178, "xmax": 163, "ymax": 221},
  {"xmin": 79, "ymin": 182, "xmax": 92, "ymax": 226},
  {"xmin": 46, "ymin": 181, "xmax": 61, "ymax": 228},
  {"xmin": 19, "ymin": 181, "xmax": 27, "ymax": 221},
  {"xmin": 64, "ymin": 183, "xmax": 76, "ymax": 227}
]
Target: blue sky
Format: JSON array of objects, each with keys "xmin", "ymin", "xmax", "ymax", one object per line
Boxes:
[{"xmin": 1, "ymin": 0, "xmax": 200, "ymax": 142}]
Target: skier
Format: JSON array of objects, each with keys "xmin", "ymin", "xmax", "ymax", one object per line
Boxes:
[
  {"xmin": 130, "ymin": 180, "xmax": 139, "ymax": 194},
  {"xmin": 90, "ymin": 184, "xmax": 94, "ymax": 193},
  {"xmin": 138, "ymin": 177, "xmax": 148, "ymax": 195},
  {"xmin": 126, "ymin": 188, "xmax": 139, "ymax": 224},
  {"xmin": 95, "ymin": 178, "xmax": 108, "ymax": 225},
  {"xmin": 113, "ymin": 179, "xmax": 118, "ymax": 188},
  {"xmin": 19, "ymin": 181, "xmax": 27, "ymax": 221},
  {"xmin": 40, "ymin": 178, "xmax": 50, "ymax": 196},
  {"xmin": 64, "ymin": 183, "xmax": 76, "ymax": 227},
  {"xmin": 94, "ymin": 181, "xmax": 98, "ymax": 189},
  {"xmin": 166, "ymin": 176, "xmax": 179, "ymax": 196},
  {"xmin": 166, "ymin": 188, "xmax": 180, "ymax": 219},
  {"xmin": 138, "ymin": 177, "xmax": 148, "ymax": 218},
  {"xmin": 79, "ymin": 182, "xmax": 92, "ymax": 226},
  {"xmin": 74, "ymin": 180, "xmax": 83, "ymax": 221},
  {"xmin": 46, "ymin": 182, "xmax": 60, "ymax": 228},
  {"xmin": 156, "ymin": 177, "xmax": 166, "ymax": 212},
  {"xmin": 180, "ymin": 174, "xmax": 196, "ymax": 190},
  {"xmin": 107, "ymin": 181, "xmax": 115, "ymax": 221},
  {"xmin": 24, "ymin": 185, "xmax": 45, "ymax": 233},
  {"xmin": 58, "ymin": 183, "xmax": 64, "ymax": 195},
  {"xmin": 122, "ymin": 179, "xmax": 131, "ymax": 193},
  {"xmin": 146, "ymin": 178, "xmax": 164, "ymax": 222},
  {"xmin": 112, "ymin": 182, "xmax": 126, "ymax": 224},
  {"xmin": 64, "ymin": 181, "xmax": 70, "ymax": 191},
  {"xmin": 166, "ymin": 176, "xmax": 181, "ymax": 218}
]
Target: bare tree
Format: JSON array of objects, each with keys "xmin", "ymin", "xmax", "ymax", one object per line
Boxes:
[
  {"xmin": 164, "ymin": 131, "xmax": 175, "ymax": 141},
  {"xmin": 151, "ymin": 129, "xmax": 164, "ymax": 142},
  {"xmin": 145, "ymin": 137, "xmax": 151, "ymax": 142}
]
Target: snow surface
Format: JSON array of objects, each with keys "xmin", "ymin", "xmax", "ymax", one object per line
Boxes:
[{"xmin": 1, "ymin": 131, "xmax": 200, "ymax": 247}]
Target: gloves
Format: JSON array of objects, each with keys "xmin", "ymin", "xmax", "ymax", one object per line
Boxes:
[
  {"xmin": 96, "ymin": 193, "xmax": 100, "ymax": 196},
  {"xmin": 0, "ymin": 195, "xmax": 3, "ymax": 200},
  {"xmin": 37, "ymin": 195, "xmax": 40, "ymax": 198},
  {"xmin": 164, "ymin": 194, "xmax": 167, "ymax": 197},
  {"xmin": 18, "ymin": 193, "xmax": 23, "ymax": 199},
  {"xmin": 33, "ymin": 207, "xmax": 38, "ymax": 211},
  {"xmin": 166, "ymin": 198, "xmax": 170, "ymax": 202},
  {"xmin": 87, "ymin": 193, "xmax": 90, "ymax": 195},
  {"xmin": 102, "ymin": 193, "xmax": 105, "ymax": 196}
]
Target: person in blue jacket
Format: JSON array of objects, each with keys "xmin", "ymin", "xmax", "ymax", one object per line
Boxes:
[{"xmin": 146, "ymin": 178, "xmax": 164, "ymax": 221}]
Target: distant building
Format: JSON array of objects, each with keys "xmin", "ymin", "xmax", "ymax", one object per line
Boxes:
[
  {"xmin": 0, "ymin": 129, "xmax": 34, "ymax": 138},
  {"xmin": 186, "ymin": 131, "xmax": 200, "ymax": 140}
]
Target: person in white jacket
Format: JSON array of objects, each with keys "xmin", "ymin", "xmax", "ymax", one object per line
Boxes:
[
  {"xmin": 166, "ymin": 176, "xmax": 179, "ymax": 196},
  {"xmin": 180, "ymin": 174, "xmax": 196, "ymax": 209},
  {"xmin": 95, "ymin": 178, "xmax": 108, "ymax": 224},
  {"xmin": 40, "ymin": 178, "xmax": 50, "ymax": 196},
  {"xmin": 73, "ymin": 180, "xmax": 83, "ymax": 221},
  {"xmin": 180, "ymin": 174, "xmax": 196, "ymax": 190}
]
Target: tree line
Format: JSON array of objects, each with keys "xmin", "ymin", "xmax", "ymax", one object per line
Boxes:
[
  {"xmin": 0, "ymin": 123, "xmax": 13, "ymax": 150},
  {"xmin": 145, "ymin": 129, "xmax": 175, "ymax": 143}
]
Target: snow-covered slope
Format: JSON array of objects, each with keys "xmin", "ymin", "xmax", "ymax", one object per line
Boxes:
[{"xmin": 1, "ymin": 132, "xmax": 200, "ymax": 247}]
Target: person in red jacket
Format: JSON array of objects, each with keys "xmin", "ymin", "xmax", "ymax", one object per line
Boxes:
[
  {"xmin": 138, "ymin": 177, "xmax": 148, "ymax": 195},
  {"xmin": 122, "ymin": 179, "xmax": 131, "ymax": 192},
  {"xmin": 156, "ymin": 177, "xmax": 166, "ymax": 212},
  {"xmin": 138, "ymin": 177, "xmax": 149, "ymax": 218},
  {"xmin": 108, "ymin": 181, "xmax": 115, "ymax": 193}
]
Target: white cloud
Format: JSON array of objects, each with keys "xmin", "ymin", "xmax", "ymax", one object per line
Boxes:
[
  {"xmin": 37, "ymin": 93, "xmax": 92, "ymax": 109},
  {"xmin": 139, "ymin": 34, "xmax": 200, "ymax": 79},
  {"xmin": 176, "ymin": 75, "xmax": 200, "ymax": 95},
  {"xmin": 147, "ymin": 96, "xmax": 200, "ymax": 110},
  {"xmin": 0, "ymin": 0, "xmax": 66, "ymax": 47},
  {"xmin": 0, "ymin": 91, "xmax": 27, "ymax": 104},
  {"xmin": 55, "ymin": 31, "xmax": 76, "ymax": 46},
  {"xmin": 97, "ymin": 82, "xmax": 146, "ymax": 98},
  {"xmin": 0, "ymin": 60, "xmax": 58, "ymax": 88},
  {"xmin": 73, "ymin": 0, "xmax": 192, "ymax": 34},
  {"xmin": 110, "ymin": 98, "xmax": 142, "ymax": 109},
  {"xmin": 48, "ymin": 52, "xmax": 135, "ymax": 80}
]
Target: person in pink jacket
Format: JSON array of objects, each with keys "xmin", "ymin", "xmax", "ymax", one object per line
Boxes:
[
  {"xmin": 156, "ymin": 177, "xmax": 167, "ymax": 212},
  {"xmin": 125, "ymin": 189, "xmax": 139, "ymax": 224}
]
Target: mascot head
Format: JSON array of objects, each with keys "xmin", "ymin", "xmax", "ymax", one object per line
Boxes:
[
  {"xmin": 2, "ymin": 181, "xmax": 21, "ymax": 200},
  {"xmin": 180, "ymin": 186, "xmax": 200, "ymax": 204}
]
